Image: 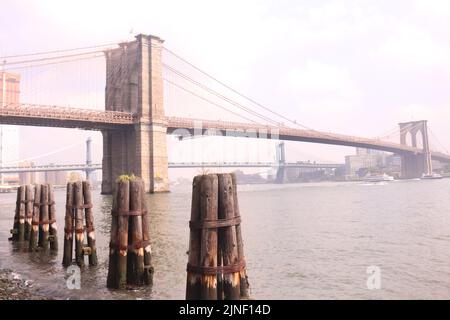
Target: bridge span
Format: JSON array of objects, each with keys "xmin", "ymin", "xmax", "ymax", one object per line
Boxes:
[
  {"xmin": 1, "ymin": 34, "xmax": 449, "ymax": 193},
  {"xmin": 0, "ymin": 162, "xmax": 343, "ymax": 174},
  {"xmin": 2, "ymin": 105, "xmax": 450, "ymax": 164}
]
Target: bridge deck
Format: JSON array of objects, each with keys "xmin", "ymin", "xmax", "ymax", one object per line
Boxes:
[
  {"xmin": 166, "ymin": 117, "xmax": 450, "ymax": 163},
  {"xmin": 0, "ymin": 104, "xmax": 134, "ymax": 130},
  {"xmin": 0, "ymin": 162, "xmax": 343, "ymax": 173},
  {"xmin": 1, "ymin": 104, "xmax": 450, "ymax": 163}
]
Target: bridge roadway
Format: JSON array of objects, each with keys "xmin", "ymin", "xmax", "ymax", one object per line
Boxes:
[
  {"xmin": 1, "ymin": 104, "xmax": 450, "ymax": 163},
  {"xmin": 0, "ymin": 162, "xmax": 343, "ymax": 174}
]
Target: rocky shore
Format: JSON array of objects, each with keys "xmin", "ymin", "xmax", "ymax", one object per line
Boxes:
[{"xmin": 0, "ymin": 269, "xmax": 48, "ymax": 300}]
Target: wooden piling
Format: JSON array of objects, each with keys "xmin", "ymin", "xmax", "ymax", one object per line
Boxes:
[
  {"xmin": 231, "ymin": 173, "xmax": 250, "ymax": 298},
  {"xmin": 9, "ymin": 188, "xmax": 20, "ymax": 241},
  {"xmin": 141, "ymin": 179, "xmax": 153, "ymax": 285},
  {"xmin": 24, "ymin": 185, "xmax": 33, "ymax": 241},
  {"xmin": 47, "ymin": 184, "xmax": 58, "ymax": 251},
  {"xmin": 63, "ymin": 183, "xmax": 74, "ymax": 267},
  {"xmin": 82, "ymin": 181, "xmax": 97, "ymax": 266},
  {"xmin": 199, "ymin": 174, "xmax": 219, "ymax": 300},
  {"xmin": 127, "ymin": 178, "xmax": 144, "ymax": 286},
  {"xmin": 29, "ymin": 184, "xmax": 41, "ymax": 251},
  {"xmin": 186, "ymin": 173, "xmax": 249, "ymax": 300},
  {"xmin": 107, "ymin": 176, "xmax": 153, "ymax": 289},
  {"xmin": 218, "ymin": 174, "xmax": 240, "ymax": 300},
  {"xmin": 186, "ymin": 175, "xmax": 202, "ymax": 299},
  {"xmin": 107, "ymin": 184, "xmax": 119, "ymax": 288},
  {"xmin": 17, "ymin": 186, "xmax": 26, "ymax": 242},
  {"xmin": 39, "ymin": 184, "xmax": 50, "ymax": 250},
  {"xmin": 73, "ymin": 181, "xmax": 85, "ymax": 267},
  {"xmin": 117, "ymin": 178, "xmax": 130, "ymax": 289}
]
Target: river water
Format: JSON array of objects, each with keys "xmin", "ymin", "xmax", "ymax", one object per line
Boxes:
[{"xmin": 0, "ymin": 179, "xmax": 449, "ymax": 299}]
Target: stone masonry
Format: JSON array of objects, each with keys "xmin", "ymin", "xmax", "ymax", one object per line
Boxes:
[
  {"xmin": 101, "ymin": 34, "xmax": 169, "ymax": 193},
  {"xmin": 399, "ymin": 120, "xmax": 432, "ymax": 179}
]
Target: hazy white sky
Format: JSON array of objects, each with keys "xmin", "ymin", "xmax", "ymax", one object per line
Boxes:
[{"xmin": 1, "ymin": 0, "xmax": 450, "ymax": 170}]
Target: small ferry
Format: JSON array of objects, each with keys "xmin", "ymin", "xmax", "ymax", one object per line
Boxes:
[
  {"xmin": 363, "ymin": 173, "xmax": 395, "ymax": 183},
  {"xmin": 421, "ymin": 173, "xmax": 443, "ymax": 180},
  {"xmin": 0, "ymin": 186, "xmax": 13, "ymax": 193}
]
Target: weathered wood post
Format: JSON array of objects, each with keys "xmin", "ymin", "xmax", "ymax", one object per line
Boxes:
[
  {"xmin": 231, "ymin": 173, "xmax": 250, "ymax": 298},
  {"xmin": 24, "ymin": 185, "xmax": 34, "ymax": 241},
  {"xmin": 141, "ymin": 179, "xmax": 154, "ymax": 285},
  {"xmin": 218, "ymin": 174, "xmax": 240, "ymax": 300},
  {"xmin": 10, "ymin": 191, "xmax": 19, "ymax": 241},
  {"xmin": 106, "ymin": 185, "xmax": 119, "ymax": 288},
  {"xmin": 26, "ymin": 183, "xmax": 58, "ymax": 252},
  {"xmin": 39, "ymin": 184, "xmax": 50, "ymax": 250},
  {"xmin": 17, "ymin": 186, "xmax": 26, "ymax": 242},
  {"xmin": 73, "ymin": 181, "xmax": 85, "ymax": 267},
  {"xmin": 63, "ymin": 183, "xmax": 74, "ymax": 267},
  {"xmin": 128, "ymin": 178, "xmax": 144, "ymax": 286},
  {"xmin": 107, "ymin": 176, "xmax": 153, "ymax": 289},
  {"xmin": 63, "ymin": 181, "xmax": 97, "ymax": 267},
  {"xmin": 200, "ymin": 175, "xmax": 219, "ymax": 300},
  {"xmin": 48, "ymin": 183, "xmax": 58, "ymax": 251},
  {"xmin": 82, "ymin": 181, "xmax": 97, "ymax": 266},
  {"xmin": 29, "ymin": 184, "xmax": 41, "ymax": 251},
  {"xmin": 9, "ymin": 187, "xmax": 21, "ymax": 241},
  {"xmin": 116, "ymin": 177, "xmax": 130, "ymax": 289},
  {"xmin": 186, "ymin": 173, "xmax": 249, "ymax": 300},
  {"xmin": 186, "ymin": 175, "xmax": 202, "ymax": 299}
]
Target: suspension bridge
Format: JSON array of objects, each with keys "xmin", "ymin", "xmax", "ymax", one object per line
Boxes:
[
  {"xmin": 0, "ymin": 162, "xmax": 343, "ymax": 173},
  {"xmin": 0, "ymin": 140, "xmax": 343, "ymax": 178},
  {"xmin": 1, "ymin": 34, "xmax": 449, "ymax": 193}
]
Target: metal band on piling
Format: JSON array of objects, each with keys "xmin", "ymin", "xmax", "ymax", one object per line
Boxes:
[
  {"xmin": 65, "ymin": 204, "xmax": 93, "ymax": 209},
  {"xmin": 186, "ymin": 260, "xmax": 246, "ymax": 276},
  {"xmin": 33, "ymin": 201, "xmax": 55, "ymax": 207},
  {"xmin": 189, "ymin": 216, "xmax": 241, "ymax": 229},
  {"xmin": 32, "ymin": 219, "xmax": 56, "ymax": 226},
  {"xmin": 109, "ymin": 239, "xmax": 151, "ymax": 251},
  {"xmin": 110, "ymin": 209, "xmax": 147, "ymax": 217}
]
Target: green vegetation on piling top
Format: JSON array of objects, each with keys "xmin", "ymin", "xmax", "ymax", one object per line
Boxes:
[
  {"xmin": 116, "ymin": 174, "xmax": 140, "ymax": 182},
  {"xmin": 194, "ymin": 172, "xmax": 237, "ymax": 178}
]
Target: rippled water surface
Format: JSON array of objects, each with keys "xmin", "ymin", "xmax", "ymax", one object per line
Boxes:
[{"xmin": 1, "ymin": 179, "xmax": 450, "ymax": 299}]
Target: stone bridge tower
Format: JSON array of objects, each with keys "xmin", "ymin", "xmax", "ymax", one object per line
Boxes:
[
  {"xmin": 275, "ymin": 142, "xmax": 287, "ymax": 183},
  {"xmin": 399, "ymin": 120, "xmax": 432, "ymax": 178},
  {"xmin": 101, "ymin": 34, "xmax": 169, "ymax": 194}
]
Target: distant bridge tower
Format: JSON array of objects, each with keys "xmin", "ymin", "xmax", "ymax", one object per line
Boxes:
[
  {"xmin": 85, "ymin": 136, "xmax": 93, "ymax": 181},
  {"xmin": 275, "ymin": 142, "xmax": 287, "ymax": 183},
  {"xmin": 101, "ymin": 34, "xmax": 169, "ymax": 194},
  {"xmin": 399, "ymin": 120, "xmax": 432, "ymax": 178}
]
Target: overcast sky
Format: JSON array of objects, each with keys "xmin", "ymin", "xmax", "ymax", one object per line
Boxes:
[{"xmin": 1, "ymin": 0, "xmax": 450, "ymax": 175}]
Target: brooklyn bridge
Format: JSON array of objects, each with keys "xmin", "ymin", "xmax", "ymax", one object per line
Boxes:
[{"xmin": 1, "ymin": 34, "xmax": 449, "ymax": 193}]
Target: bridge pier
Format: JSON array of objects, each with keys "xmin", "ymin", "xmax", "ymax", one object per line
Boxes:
[
  {"xmin": 85, "ymin": 137, "xmax": 94, "ymax": 181},
  {"xmin": 401, "ymin": 153, "xmax": 425, "ymax": 179},
  {"xmin": 399, "ymin": 120, "xmax": 432, "ymax": 179},
  {"xmin": 101, "ymin": 34, "xmax": 169, "ymax": 194},
  {"xmin": 275, "ymin": 142, "xmax": 287, "ymax": 183}
]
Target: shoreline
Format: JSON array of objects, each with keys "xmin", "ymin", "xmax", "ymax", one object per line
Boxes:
[{"xmin": 0, "ymin": 269, "xmax": 48, "ymax": 300}]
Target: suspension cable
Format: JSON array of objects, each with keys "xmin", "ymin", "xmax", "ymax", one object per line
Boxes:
[
  {"xmin": 164, "ymin": 64, "xmax": 281, "ymax": 126},
  {"xmin": 429, "ymin": 128, "xmax": 449, "ymax": 154},
  {"xmin": 0, "ymin": 42, "xmax": 118, "ymax": 60},
  {"xmin": 164, "ymin": 78, "xmax": 260, "ymax": 124},
  {"xmin": 163, "ymin": 46, "xmax": 313, "ymax": 130}
]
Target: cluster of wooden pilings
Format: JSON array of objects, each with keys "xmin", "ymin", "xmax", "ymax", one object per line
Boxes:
[
  {"xmin": 10, "ymin": 184, "xmax": 58, "ymax": 252},
  {"xmin": 63, "ymin": 181, "xmax": 98, "ymax": 267},
  {"xmin": 6, "ymin": 173, "xmax": 251, "ymax": 297},
  {"xmin": 9, "ymin": 185, "xmax": 33, "ymax": 242},
  {"xmin": 186, "ymin": 173, "xmax": 249, "ymax": 300},
  {"xmin": 106, "ymin": 176, "xmax": 153, "ymax": 289}
]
